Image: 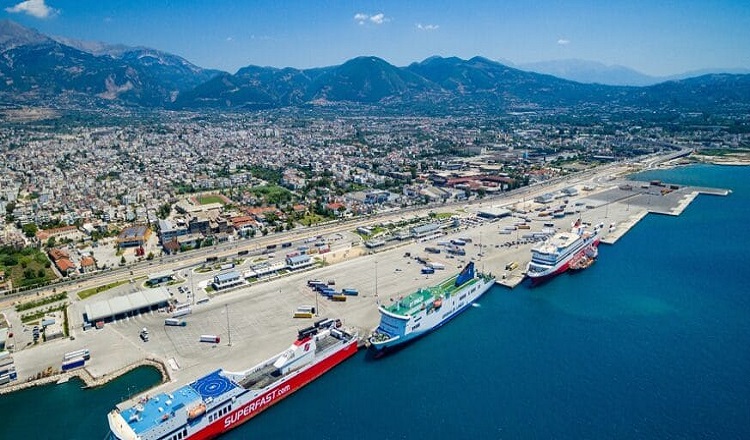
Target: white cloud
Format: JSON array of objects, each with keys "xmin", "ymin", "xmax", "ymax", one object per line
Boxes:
[
  {"xmin": 557, "ymin": 38, "xmax": 570, "ymax": 45},
  {"xmin": 5, "ymin": 0, "xmax": 57, "ymax": 19},
  {"xmin": 354, "ymin": 12, "xmax": 389, "ymax": 26},
  {"xmin": 369, "ymin": 13, "xmax": 386, "ymax": 25},
  {"xmin": 226, "ymin": 37, "xmax": 233, "ymax": 42},
  {"xmin": 416, "ymin": 23, "xmax": 439, "ymax": 31}
]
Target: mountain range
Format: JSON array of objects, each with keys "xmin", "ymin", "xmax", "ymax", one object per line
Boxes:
[
  {"xmin": 516, "ymin": 59, "xmax": 750, "ymax": 87},
  {"xmin": 1, "ymin": 19, "xmax": 749, "ymax": 114}
]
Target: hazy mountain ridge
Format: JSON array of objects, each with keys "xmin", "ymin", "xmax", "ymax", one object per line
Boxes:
[
  {"xmin": 0, "ymin": 19, "xmax": 223, "ymax": 107},
  {"xmin": 1, "ymin": 20, "xmax": 749, "ymax": 113},
  {"xmin": 518, "ymin": 58, "xmax": 750, "ymax": 86}
]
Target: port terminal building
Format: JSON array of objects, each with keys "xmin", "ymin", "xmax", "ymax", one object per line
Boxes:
[
  {"xmin": 211, "ymin": 271, "xmax": 244, "ymax": 290},
  {"xmin": 286, "ymin": 254, "xmax": 313, "ymax": 270},
  {"xmin": 83, "ymin": 288, "xmax": 171, "ymax": 325},
  {"xmin": 146, "ymin": 270, "xmax": 175, "ymax": 286},
  {"xmin": 476, "ymin": 206, "xmax": 512, "ymax": 219}
]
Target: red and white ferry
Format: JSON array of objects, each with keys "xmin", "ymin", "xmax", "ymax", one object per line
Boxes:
[
  {"xmin": 526, "ymin": 222, "xmax": 600, "ymax": 282},
  {"xmin": 107, "ymin": 318, "xmax": 358, "ymax": 440}
]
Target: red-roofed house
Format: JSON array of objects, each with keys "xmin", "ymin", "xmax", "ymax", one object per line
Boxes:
[
  {"xmin": 55, "ymin": 258, "xmax": 77, "ymax": 276},
  {"xmin": 80, "ymin": 256, "xmax": 97, "ymax": 274}
]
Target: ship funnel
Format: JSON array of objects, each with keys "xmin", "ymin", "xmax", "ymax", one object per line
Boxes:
[{"xmin": 455, "ymin": 262, "xmax": 475, "ymax": 286}]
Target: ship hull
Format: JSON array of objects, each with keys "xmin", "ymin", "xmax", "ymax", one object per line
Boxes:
[
  {"xmin": 187, "ymin": 339, "xmax": 358, "ymax": 439},
  {"xmin": 369, "ymin": 276, "xmax": 494, "ymax": 355},
  {"xmin": 109, "ymin": 324, "xmax": 358, "ymax": 440},
  {"xmin": 527, "ymin": 238, "xmax": 600, "ymax": 283}
]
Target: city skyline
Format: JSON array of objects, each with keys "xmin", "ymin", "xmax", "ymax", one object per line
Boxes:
[{"xmin": 2, "ymin": 0, "xmax": 749, "ymax": 76}]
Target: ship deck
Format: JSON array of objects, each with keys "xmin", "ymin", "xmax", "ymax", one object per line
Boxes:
[
  {"xmin": 383, "ymin": 274, "xmax": 482, "ymax": 317},
  {"xmin": 238, "ymin": 334, "xmax": 343, "ymax": 390},
  {"xmin": 118, "ymin": 369, "xmax": 241, "ymax": 436}
]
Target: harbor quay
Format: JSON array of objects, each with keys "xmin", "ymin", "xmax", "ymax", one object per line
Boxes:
[{"xmin": 0, "ymin": 165, "xmax": 729, "ymax": 399}]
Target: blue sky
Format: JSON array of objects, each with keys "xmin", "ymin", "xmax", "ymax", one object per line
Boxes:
[{"xmin": 3, "ymin": 0, "xmax": 749, "ymax": 76}]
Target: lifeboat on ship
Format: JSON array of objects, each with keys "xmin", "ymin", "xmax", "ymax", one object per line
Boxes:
[{"xmin": 187, "ymin": 402, "xmax": 206, "ymax": 420}]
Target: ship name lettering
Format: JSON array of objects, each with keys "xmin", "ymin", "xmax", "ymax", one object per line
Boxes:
[{"xmin": 224, "ymin": 384, "xmax": 292, "ymax": 428}]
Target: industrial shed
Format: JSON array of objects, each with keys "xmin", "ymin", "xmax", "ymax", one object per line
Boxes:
[{"xmin": 83, "ymin": 288, "xmax": 171, "ymax": 324}]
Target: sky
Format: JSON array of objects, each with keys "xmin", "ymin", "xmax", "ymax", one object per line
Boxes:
[{"xmin": 2, "ymin": 0, "xmax": 749, "ymax": 76}]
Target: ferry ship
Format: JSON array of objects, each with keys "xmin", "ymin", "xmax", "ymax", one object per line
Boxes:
[
  {"xmin": 569, "ymin": 245, "xmax": 598, "ymax": 271},
  {"xmin": 107, "ymin": 318, "xmax": 357, "ymax": 440},
  {"xmin": 526, "ymin": 222, "xmax": 600, "ymax": 282},
  {"xmin": 369, "ymin": 262, "xmax": 495, "ymax": 354}
]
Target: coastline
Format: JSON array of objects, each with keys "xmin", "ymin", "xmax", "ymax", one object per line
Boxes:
[
  {"xmin": 0, "ymin": 157, "xmax": 733, "ymax": 399},
  {"xmin": 0, "ymin": 357, "xmax": 170, "ymax": 396}
]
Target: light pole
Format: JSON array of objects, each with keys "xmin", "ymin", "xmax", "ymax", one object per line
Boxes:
[
  {"xmin": 225, "ymin": 304, "xmax": 232, "ymax": 347},
  {"xmin": 374, "ymin": 260, "xmax": 379, "ymax": 299}
]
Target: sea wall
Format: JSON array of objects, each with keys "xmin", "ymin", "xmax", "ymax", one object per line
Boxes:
[{"xmin": 0, "ymin": 357, "xmax": 170, "ymax": 395}]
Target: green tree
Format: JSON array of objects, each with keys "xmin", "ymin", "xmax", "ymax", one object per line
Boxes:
[
  {"xmin": 120, "ymin": 255, "xmax": 126, "ymax": 266},
  {"xmin": 157, "ymin": 203, "xmax": 172, "ymax": 220},
  {"xmin": 46, "ymin": 236, "xmax": 56, "ymax": 248},
  {"xmin": 22, "ymin": 223, "xmax": 38, "ymax": 238},
  {"xmin": 146, "ymin": 252, "xmax": 154, "ymax": 260}
]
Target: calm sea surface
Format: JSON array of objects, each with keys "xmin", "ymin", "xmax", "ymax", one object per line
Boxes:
[{"xmin": 1, "ymin": 164, "xmax": 748, "ymax": 439}]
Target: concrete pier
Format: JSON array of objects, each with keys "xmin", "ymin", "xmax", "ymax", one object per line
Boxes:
[{"xmin": 0, "ymin": 170, "xmax": 730, "ymax": 398}]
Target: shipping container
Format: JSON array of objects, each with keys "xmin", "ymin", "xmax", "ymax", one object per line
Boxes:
[
  {"xmin": 331, "ymin": 294, "xmax": 347, "ymax": 302},
  {"xmin": 342, "ymin": 288, "xmax": 359, "ymax": 296},
  {"xmin": 172, "ymin": 307, "xmax": 192, "ymax": 318},
  {"xmin": 293, "ymin": 306, "xmax": 316, "ymax": 318},
  {"xmin": 200, "ymin": 335, "xmax": 220, "ymax": 343},
  {"xmin": 165, "ymin": 318, "xmax": 187, "ymax": 327},
  {"xmin": 63, "ymin": 349, "xmax": 90, "ymax": 361},
  {"xmin": 62, "ymin": 356, "xmax": 86, "ymax": 372}
]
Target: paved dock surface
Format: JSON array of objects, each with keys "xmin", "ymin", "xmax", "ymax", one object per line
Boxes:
[{"xmin": 1, "ymin": 169, "xmax": 731, "ymax": 398}]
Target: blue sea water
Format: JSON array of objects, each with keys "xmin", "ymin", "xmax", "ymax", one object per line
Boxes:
[{"xmin": 1, "ymin": 164, "xmax": 749, "ymax": 439}]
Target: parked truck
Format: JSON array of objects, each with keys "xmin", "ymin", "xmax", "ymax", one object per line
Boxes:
[
  {"xmin": 200, "ymin": 335, "xmax": 220, "ymax": 343},
  {"xmin": 165, "ymin": 318, "xmax": 187, "ymax": 327}
]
